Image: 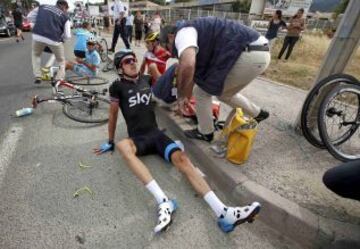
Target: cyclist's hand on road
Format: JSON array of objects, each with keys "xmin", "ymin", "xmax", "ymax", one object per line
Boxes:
[{"xmin": 93, "ymin": 141, "xmax": 114, "ymax": 155}]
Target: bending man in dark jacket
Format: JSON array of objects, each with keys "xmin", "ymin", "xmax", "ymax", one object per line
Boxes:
[{"xmin": 169, "ymin": 17, "xmax": 271, "ymax": 142}]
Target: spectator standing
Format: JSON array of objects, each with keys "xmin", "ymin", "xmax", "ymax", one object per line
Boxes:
[
  {"xmin": 125, "ymin": 11, "xmax": 134, "ymax": 44},
  {"xmin": 109, "ymin": 11, "xmax": 129, "ymax": 52},
  {"xmin": 27, "ymin": 0, "xmax": 71, "ymax": 84},
  {"xmin": 150, "ymin": 12, "xmax": 161, "ymax": 33},
  {"xmin": 277, "ymin": 8, "xmax": 305, "ymax": 61},
  {"xmin": 12, "ymin": 6, "xmax": 24, "ymax": 42},
  {"xmin": 176, "ymin": 15, "xmax": 186, "ymax": 28},
  {"xmin": 103, "ymin": 14, "xmax": 110, "ymax": 33},
  {"xmin": 144, "ymin": 14, "xmax": 150, "ymax": 35},
  {"xmin": 265, "ymin": 10, "xmax": 286, "ymax": 49},
  {"xmin": 134, "ymin": 11, "xmax": 143, "ymax": 46}
]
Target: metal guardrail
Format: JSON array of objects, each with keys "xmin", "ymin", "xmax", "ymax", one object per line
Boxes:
[{"xmin": 136, "ymin": 8, "xmax": 337, "ymax": 32}]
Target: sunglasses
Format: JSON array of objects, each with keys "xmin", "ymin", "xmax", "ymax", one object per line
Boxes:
[{"xmin": 122, "ymin": 58, "xmax": 137, "ymax": 65}]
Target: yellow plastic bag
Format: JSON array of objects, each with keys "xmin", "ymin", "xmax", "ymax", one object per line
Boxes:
[{"xmin": 222, "ymin": 108, "xmax": 258, "ymax": 164}]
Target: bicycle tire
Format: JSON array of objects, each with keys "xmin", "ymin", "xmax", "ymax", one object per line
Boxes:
[
  {"xmin": 66, "ymin": 75, "xmax": 109, "ymax": 86},
  {"xmin": 63, "ymin": 96, "xmax": 110, "ymax": 123},
  {"xmin": 99, "ymin": 38, "xmax": 108, "ymax": 63},
  {"xmin": 102, "ymin": 60, "xmax": 114, "ymax": 72},
  {"xmin": 318, "ymin": 84, "xmax": 360, "ymax": 161},
  {"xmin": 300, "ymin": 73, "xmax": 359, "ymax": 148}
]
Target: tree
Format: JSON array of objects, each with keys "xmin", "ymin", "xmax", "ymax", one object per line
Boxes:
[
  {"xmin": 333, "ymin": 0, "xmax": 349, "ymax": 18},
  {"xmin": 232, "ymin": 0, "xmax": 251, "ymax": 13}
]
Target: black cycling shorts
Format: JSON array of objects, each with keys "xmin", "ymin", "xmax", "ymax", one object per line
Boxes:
[
  {"xmin": 132, "ymin": 129, "xmax": 181, "ymax": 162},
  {"xmin": 74, "ymin": 50, "xmax": 86, "ymax": 58}
]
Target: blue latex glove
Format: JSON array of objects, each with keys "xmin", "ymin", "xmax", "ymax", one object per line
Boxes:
[{"xmin": 95, "ymin": 141, "xmax": 114, "ymax": 154}]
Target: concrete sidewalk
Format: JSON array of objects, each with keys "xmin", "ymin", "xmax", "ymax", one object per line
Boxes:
[
  {"xmin": 95, "ymin": 34, "xmax": 360, "ymax": 248},
  {"xmin": 156, "ymin": 79, "xmax": 360, "ymax": 249}
]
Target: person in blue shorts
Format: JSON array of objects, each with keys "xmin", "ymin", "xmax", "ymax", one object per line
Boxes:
[
  {"xmin": 66, "ymin": 36, "xmax": 101, "ymax": 77},
  {"xmin": 73, "ymin": 22, "xmax": 93, "ymax": 59}
]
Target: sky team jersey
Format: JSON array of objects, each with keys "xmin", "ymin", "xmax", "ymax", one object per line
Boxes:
[
  {"xmin": 74, "ymin": 29, "xmax": 93, "ymax": 51},
  {"xmin": 144, "ymin": 47, "xmax": 171, "ymax": 75},
  {"xmin": 109, "ymin": 76, "xmax": 158, "ymax": 137}
]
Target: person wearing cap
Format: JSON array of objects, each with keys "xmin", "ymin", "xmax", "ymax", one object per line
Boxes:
[
  {"xmin": 94, "ymin": 49, "xmax": 261, "ymax": 234},
  {"xmin": 140, "ymin": 31, "xmax": 171, "ymax": 85},
  {"xmin": 27, "ymin": 0, "xmax": 71, "ymax": 84},
  {"xmin": 65, "ymin": 36, "xmax": 101, "ymax": 77},
  {"xmin": 166, "ymin": 17, "xmax": 271, "ymax": 142}
]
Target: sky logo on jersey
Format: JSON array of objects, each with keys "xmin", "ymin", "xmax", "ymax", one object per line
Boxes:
[{"xmin": 129, "ymin": 92, "xmax": 152, "ymax": 107}]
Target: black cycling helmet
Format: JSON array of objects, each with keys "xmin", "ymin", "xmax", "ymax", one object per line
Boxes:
[
  {"xmin": 114, "ymin": 49, "xmax": 136, "ymax": 69},
  {"xmin": 56, "ymin": 0, "xmax": 69, "ymax": 9}
]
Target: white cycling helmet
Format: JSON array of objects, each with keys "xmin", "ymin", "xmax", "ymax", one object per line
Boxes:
[{"xmin": 87, "ymin": 36, "xmax": 96, "ymax": 44}]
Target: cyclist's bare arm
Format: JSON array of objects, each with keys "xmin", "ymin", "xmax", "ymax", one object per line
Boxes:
[{"xmin": 108, "ymin": 102, "xmax": 119, "ymax": 142}]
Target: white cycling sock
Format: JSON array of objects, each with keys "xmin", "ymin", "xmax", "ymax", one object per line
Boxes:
[
  {"xmin": 204, "ymin": 191, "xmax": 227, "ymax": 218},
  {"xmin": 146, "ymin": 180, "xmax": 169, "ymax": 205}
]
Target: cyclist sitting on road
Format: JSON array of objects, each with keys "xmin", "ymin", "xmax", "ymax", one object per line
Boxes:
[
  {"xmin": 140, "ymin": 31, "xmax": 171, "ymax": 85},
  {"xmin": 73, "ymin": 21, "xmax": 93, "ymax": 59},
  {"xmin": 66, "ymin": 36, "xmax": 100, "ymax": 77},
  {"xmin": 94, "ymin": 49, "xmax": 261, "ymax": 234}
]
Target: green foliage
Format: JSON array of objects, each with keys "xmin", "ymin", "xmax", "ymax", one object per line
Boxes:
[
  {"xmin": 333, "ymin": 0, "xmax": 349, "ymax": 18},
  {"xmin": 147, "ymin": 0, "xmax": 166, "ymax": 5},
  {"xmin": 232, "ymin": 0, "xmax": 251, "ymax": 13}
]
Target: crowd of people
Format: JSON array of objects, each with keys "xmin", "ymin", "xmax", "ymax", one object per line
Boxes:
[{"xmin": 8, "ymin": 0, "xmax": 358, "ymax": 235}]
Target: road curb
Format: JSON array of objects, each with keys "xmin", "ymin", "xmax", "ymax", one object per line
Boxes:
[{"xmin": 156, "ymin": 106, "xmax": 360, "ymax": 249}]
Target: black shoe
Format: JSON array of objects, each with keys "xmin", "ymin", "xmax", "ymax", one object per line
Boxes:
[
  {"xmin": 108, "ymin": 48, "xmax": 114, "ymax": 53},
  {"xmin": 34, "ymin": 77, "xmax": 41, "ymax": 84},
  {"xmin": 184, "ymin": 128, "xmax": 214, "ymax": 142},
  {"xmin": 254, "ymin": 109, "xmax": 269, "ymax": 123}
]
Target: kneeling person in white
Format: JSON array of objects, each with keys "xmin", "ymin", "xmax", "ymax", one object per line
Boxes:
[{"xmin": 94, "ymin": 49, "xmax": 261, "ymax": 233}]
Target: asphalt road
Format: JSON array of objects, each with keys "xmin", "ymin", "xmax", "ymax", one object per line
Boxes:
[{"xmin": 0, "ymin": 34, "xmax": 302, "ymax": 249}]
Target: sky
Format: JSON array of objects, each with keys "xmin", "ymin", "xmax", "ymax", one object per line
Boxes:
[{"xmin": 38, "ymin": 0, "xmax": 104, "ymax": 10}]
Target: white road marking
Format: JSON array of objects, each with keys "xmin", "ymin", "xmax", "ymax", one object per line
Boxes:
[
  {"xmin": 0, "ymin": 125, "xmax": 23, "ymax": 189},
  {"xmin": 0, "ymin": 37, "xmax": 13, "ymax": 43}
]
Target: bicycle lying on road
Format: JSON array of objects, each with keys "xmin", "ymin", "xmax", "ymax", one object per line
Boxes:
[
  {"xmin": 301, "ymin": 73, "xmax": 360, "ymax": 162},
  {"xmin": 33, "ymin": 68, "xmax": 110, "ymax": 124}
]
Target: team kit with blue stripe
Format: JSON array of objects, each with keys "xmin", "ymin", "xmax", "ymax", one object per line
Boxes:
[{"xmin": 109, "ymin": 75, "xmax": 181, "ymax": 160}]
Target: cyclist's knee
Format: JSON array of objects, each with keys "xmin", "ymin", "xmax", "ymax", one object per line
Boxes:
[{"xmin": 116, "ymin": 139, "xmax": 136, "ymax": 158}]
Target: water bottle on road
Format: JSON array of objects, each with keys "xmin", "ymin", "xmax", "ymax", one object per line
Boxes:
[{"xmin": 15, "ymin": 108, "xmax": 33, "ymax": 117}]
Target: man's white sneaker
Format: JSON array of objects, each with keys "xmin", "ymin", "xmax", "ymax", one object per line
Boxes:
[
  {"xmin": 154, "ymin": 199, "xmax": 177, "ymax": 234},
  {"xmin": 217, "ymin": 202, "xmax": 261, "ymax": 233}
]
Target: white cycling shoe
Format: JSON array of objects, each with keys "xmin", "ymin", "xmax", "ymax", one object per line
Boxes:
[
  {"xmin": 154, "ymin": 199, "xmax": 177, "ymax": 234},
  {"xmin": 217, "ymin": 202, "xmax": 261, "ymax": 233}
]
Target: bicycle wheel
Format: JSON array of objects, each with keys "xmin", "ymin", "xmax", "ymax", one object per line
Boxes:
[
  {"xmin": 318, "ymin": 84, "xmax": 360, "ymax": 161},
  {"xmin": 102, "ymin": 60, "xmax": 114, "ymax": 72},
  {"xmin": 300, "ymin": 74, "xmax": 359, "ymax": 148},
  {"xmin": 66, "ymin": 75, "xmax": 109, "ymax": 86},
  {"xmin": 63, "ymin": 96, "xmax": 110, "ymax": 123},
  {"xmin": 99, "ymin": 38, "xmax": 108, "ymax": 63}
]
